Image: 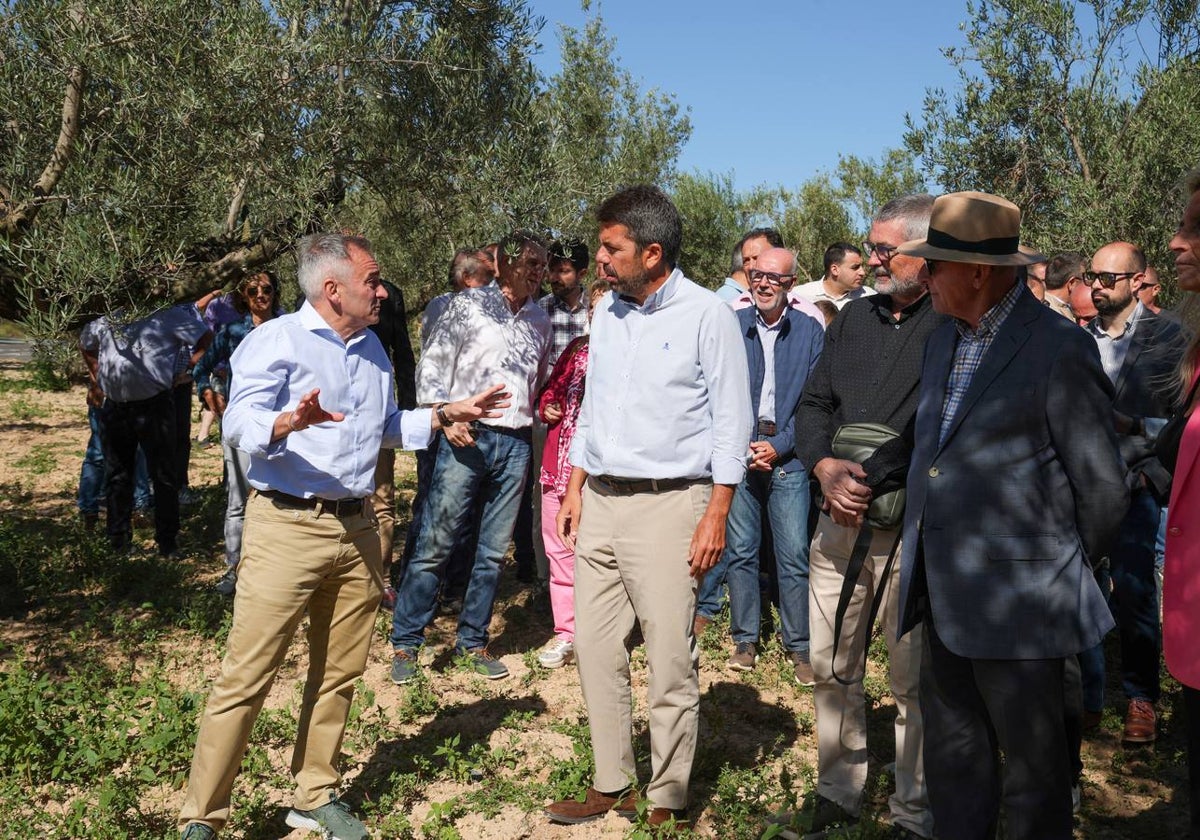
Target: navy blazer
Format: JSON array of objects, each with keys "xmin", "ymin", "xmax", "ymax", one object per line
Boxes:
[
  {"xmin": 1093, "ymin": 308, "xmax": 1189, "ymax": 495},
  {"xmin": 736, "ymin": 305, "xmax": 825, "ymax": 473},
  {"xmin": 897, "ymin": 287, "xmax": 1128, "ymax": 660}
]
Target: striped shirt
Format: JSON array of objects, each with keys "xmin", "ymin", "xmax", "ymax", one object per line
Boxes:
[{"xmin": 939, "ymin": 281, "xmax": 1024, "ymax": 446}]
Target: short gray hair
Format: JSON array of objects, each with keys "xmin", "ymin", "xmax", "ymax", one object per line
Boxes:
[
  {"xmin": 1186, "ymin": 167, "xmax": 1200, "ymax": 195},
  {"xmin": 873, "ymin": 194, "xmax": 935, "ymax": 242},
  {"xmin": 296, "ymin": 233, "xmax": 374, "ymax": 302}
]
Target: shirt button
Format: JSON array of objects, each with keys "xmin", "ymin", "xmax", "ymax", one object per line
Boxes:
[
  {"xmin": 1169, "ymin": 526, "xmax": 1181, "ymax": 537},
  {"xmin": 928, "ymin": 467, "xmax": 939, "ymax": 477}
]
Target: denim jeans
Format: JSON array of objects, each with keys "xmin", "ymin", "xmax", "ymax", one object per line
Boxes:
[
  {"xmin": 724, "ymin": 467, "xmax": 811, "ymax": 652},
  {"xmin": 390, "ymin": 426, "xmax": 530, "ymax": 653},
  {"xmin": 695, "ymin": 550, "xmax": 729, "ymax": 620},
  {"xmin": 222, "ymin": 442, "xmax": 251, "ymax": 568},
  {"xmin": 1110, "ymin": 487, "xmax": 1162, "ymax": 702},
  {"xmin": 78, "ymin": 406, "xmax": 152, "ymax": 514}
]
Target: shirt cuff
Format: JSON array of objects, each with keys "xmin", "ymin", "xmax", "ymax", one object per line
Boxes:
[
  {"xmin": 711, "ymin": 455, "xmax": 748, "ymax": 486},
  {"xmin": 397, "ymin": 408, "xmax": 433, "ymax": 451}
]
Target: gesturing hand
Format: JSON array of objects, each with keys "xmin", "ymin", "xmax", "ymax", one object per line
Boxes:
[
  {"xmin": 288, "ymin": 388, "xmax": 345, "ymax": 432},
  {"xmin": 444, "ymin": 383, "xmax": 512, "ymax": 423}
]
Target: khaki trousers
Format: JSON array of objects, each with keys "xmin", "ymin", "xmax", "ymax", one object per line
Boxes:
[
  {"xmin": 573, "ymin": 478, "xmax": 708, "ymax": 810},
  {"xmin": 808, "ymin": 513, "xmax": 931, "ymax": 837},
  {"xmin": 371, "ymin": 447, "xmax": 396, "ymax": 568},
  {"xmin": 178, "ymin": 492, "xmax": 383, "ymax": 831}
]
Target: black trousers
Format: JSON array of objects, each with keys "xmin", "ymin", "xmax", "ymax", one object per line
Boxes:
[
  {"xmin": 1186, "ymin": 685, "xmax": 1200, "ymax": 837},
  {"xmin": 172, "ymin": 381, "xmax": 193, "ymax": 489},
  {"xmin": 921, "ymin": 621, "xmax": 1072, "ymax": 840},
  {"xmin": 97, "ymin": 390, "xmax": 180, "ymax": 554}
]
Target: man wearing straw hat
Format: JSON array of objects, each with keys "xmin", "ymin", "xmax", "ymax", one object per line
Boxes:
[{"xmin": 893, "ymin": 191, "xmax": 1128, "ymax": 839}]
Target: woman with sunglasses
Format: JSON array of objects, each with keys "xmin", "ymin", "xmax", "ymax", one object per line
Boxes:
[{"xmin": 194, "ymin": 271, "xmax": 284, "ymax": 595}]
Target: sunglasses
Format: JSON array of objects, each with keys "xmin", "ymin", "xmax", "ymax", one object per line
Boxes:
[
  {"xmin": 1084, "ymin": 271, "xmax": 1137, "ymax": 289},
  {"xmin": 747, "ymin": 269, "xmax": 796, "ymax": 286},
  {"xmin": 245, "ymin": 284, "xmax": 274, "ymax": 297}
]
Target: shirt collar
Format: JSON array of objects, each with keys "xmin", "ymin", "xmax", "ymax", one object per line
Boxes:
[
  {"xmin": 298, "ymin": 299, "xmax": 369, "ymax": 347},
  {"xmin": 1085, "ymin": 300, "xmax": 1143, "ymax": 340},
  {"xmin": 869, "ymin": 291, "xmax": 931, "ymax": 324},
  {"xmin": 955, "ymin": 280, "xmax": 1024, "ymax": 340},
  {"xmin": 616, "ymin": 267, "xmax": 683, "ymax": 313}
]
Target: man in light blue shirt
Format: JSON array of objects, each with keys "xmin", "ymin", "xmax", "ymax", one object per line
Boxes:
[
  {"xmin": 178, "ymin": 233, "xmax": 508, "ymax": 840},
  {"xmin": 545, "ymin": 185, "xmax": 752, "ymax": 829}
]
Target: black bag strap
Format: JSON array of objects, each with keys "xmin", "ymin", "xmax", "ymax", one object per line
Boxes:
[{"xmin": 830, "ymin": 524, "xmax": 903, "ymax": 686}]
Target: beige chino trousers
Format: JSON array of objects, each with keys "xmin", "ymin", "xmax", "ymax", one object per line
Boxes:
[
  {"xmin": 573, "ymin": 477, "xmax": 709, "ymax": 810},
  {"xmin": 178, "ymin": 492, "xmax": 383, "ymax": 832},
  {"xmin": 808, "ymin": 512, "xmax": 932, "ymax": 837}
]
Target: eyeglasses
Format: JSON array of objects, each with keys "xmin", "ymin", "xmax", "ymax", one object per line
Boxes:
[
  {"xmin": 747, "ymin": 269, "xmax": 796, "ymax": 286},
  {"xmin": 863, "ymin": 241, "xmax": 898, "ymax": 259},
  {"xmin": 245, "ymin": 284, "xmax": 274, "ymax": 297},
  {"xmin": 1084, "ymin": 271, "xmax": 1136, "ymax": 288}
]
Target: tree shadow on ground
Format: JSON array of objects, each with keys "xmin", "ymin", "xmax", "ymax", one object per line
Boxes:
[
  {"xmin": 690, "ymin": 680, "xmax": 802, "ymax": 795},
  {"xmin": 349, "ymin": 694, "xmax": 549, "ymax": 808}
]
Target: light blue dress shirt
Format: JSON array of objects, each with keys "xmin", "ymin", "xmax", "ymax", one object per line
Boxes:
[
  {"xmin": 224, "ymin": 302, "xmax": 432, "ymax": 500},
  {"xmin": 570, "ymin": 268, "xmax": 752, "ymax": 485}
]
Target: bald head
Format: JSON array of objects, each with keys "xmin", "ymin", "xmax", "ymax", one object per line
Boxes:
[
  {"xmin": 757, "ymin": 247, "xmax": 796, "ymax": 277},
  {"xmin": 1092, "ymin": 241, "xmax": 1147, "ymax": 274},
  {"xmin": 747, "ymin": 247, "xmax": 796, "ymax": 322}
]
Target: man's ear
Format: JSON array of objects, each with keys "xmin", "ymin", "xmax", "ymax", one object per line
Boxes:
[{"xmin": 641, "ymin": 242, "xmax": 664, "ymax": 272}]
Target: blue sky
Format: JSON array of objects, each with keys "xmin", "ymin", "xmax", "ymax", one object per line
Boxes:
[{"xmin": 527, "ymin": 0, "xmax": 973, "ymax": 193}]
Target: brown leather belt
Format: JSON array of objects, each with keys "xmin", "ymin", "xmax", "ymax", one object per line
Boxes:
[
  {"xmin": 592, "ymin": 475, "xmax": 699, "ymax": 495},
  {"xmin": 259, "ymin": 489, "xmax": 366, "ymax": 518}
]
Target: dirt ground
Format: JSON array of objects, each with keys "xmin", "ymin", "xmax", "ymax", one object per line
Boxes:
[{"xmin": 0, "ymin": 363, "xmax": 1192, "ymax": 839}]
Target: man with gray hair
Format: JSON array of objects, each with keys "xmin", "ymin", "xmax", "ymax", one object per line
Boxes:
[
  {"xmin": 786, "ymin": 194, "xmax": 942, "ymax": 839},
  {"xmin": 177, "ymin": 233, "xmax": 509, "ymax": 840},
  {"xmin": 420, "ymin": 247, "xmax": 493, "ymax": 345}
]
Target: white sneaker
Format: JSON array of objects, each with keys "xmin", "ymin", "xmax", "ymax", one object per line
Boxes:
[{"xmin": 538, "ymin": 638, "xmax": 574, "ymax": 668}]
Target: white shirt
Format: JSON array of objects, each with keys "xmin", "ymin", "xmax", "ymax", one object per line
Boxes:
[
  {"xmin": 420, "ymin": 292, "xmax": 454, "ymax": 349},
  {"xmin": 756, "ymin": 310, "xmax": 783, "ymax": 424},
  {"xmin": 224, "ymin": 302, "xmax": 432, "ymax": 500},
  {"xmin": 794, "ymin": 278, "xmax": 876, "ymax": 310},
  {"xmin": 570, "ymin": 268, "xmax": 752, "ymax": 485},
  {"xmin": 416, "ymin": 283, "xmax": 552, "ymax": 429}
]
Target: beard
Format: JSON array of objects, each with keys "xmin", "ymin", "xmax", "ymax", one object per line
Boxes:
[
  {"xmin": 1093, "ymin": 289, "xmax": 1133, "ymax": 316},
  {"xmin": 607, "ymin": 266, "xmax": 651, "ymax": 297},
  {"xmin": 875, "ymin": 271, "xmax": 924, "ymax": 299}
]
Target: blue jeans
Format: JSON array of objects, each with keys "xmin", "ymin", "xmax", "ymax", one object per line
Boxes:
[
  {"xmin": 695, "ymin": 551, "xmax": 729, "ymax": 620},
  {"xmin": 390, "ymin": 426, "xmax": 530, "ymax": 653},
  {"xmin": 1110, "ymin": 488, "xmax": 1162, "ymax": 702},
  {"xmin": 724, "ymin": 467, "xmax": 811, "ymax": 652},
  {"xmin": 78, "ymin": 406, "xmax": 152, "ymax": 514}
]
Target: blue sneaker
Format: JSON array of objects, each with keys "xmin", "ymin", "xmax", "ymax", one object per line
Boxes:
[
  {"xmin": 285, "ymin": 794, "xmax": 368, "ymax": 840},
  {"xmin": 457, "ymin": 647, "xmax": 509, "ymax": 680}
]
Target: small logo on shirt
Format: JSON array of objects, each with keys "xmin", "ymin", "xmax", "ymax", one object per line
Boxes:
[{"xmin": 662, "ymin": 342, "xmax": 670, "ymax": 350}]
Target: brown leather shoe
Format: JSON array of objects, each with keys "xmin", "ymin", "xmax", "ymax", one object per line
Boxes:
[
  {"xmin": 647, "ymin": 807, "xmax": 688, "ymax": 829},
  {"xmin": 545, "ymin": 787, "xmax": 635, "ymax": 824},
  {"xmin": 1082, "ymin": 709, "xmax": 1103, "ymax": 732},
  {"xmin": 1123, "ymin": 698, "xmax": 1157, "ymax": 743},
  {"xmin": 693, "ymin": 614, "xmax": 712, "ymax": 638}
]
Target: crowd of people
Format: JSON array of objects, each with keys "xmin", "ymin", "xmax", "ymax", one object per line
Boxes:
[{"xmin": 75, "ymin": 177, "xmax": 1200, "ymax": 840}]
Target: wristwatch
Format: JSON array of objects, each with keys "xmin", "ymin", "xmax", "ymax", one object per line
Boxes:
[{"xmin": 435, "ymin": 403, "xmax": 452, "ymax": 427}]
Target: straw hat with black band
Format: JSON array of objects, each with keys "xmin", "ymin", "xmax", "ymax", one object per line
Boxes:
[{"xmin": 897, "ymin": 191, "xmax": 1044, "ymax": 266}]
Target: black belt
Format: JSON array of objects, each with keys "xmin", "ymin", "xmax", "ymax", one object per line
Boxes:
[
  {"xmin": 592, "ymin": 475, "xmax": 699, "ymax": 495},
  {"xmin": 757, "ymin": 419, "xmax": 777, "ymax": 436},
  {"xmin": 259, "ymin": 489, "xmax": 366, "ymax": 518}
]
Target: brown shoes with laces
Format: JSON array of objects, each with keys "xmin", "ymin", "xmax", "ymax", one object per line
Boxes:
[
  {"xmin": 1123, "ymin": 698, "xmax": 1157, "ymax": 743},
  {"xmin": 545, "ymin": 787, "xmax": 638, "ymax": 824}
]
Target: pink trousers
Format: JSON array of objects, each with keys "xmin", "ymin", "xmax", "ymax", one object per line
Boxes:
[{"xmin": 540, "ymin": 486, "xmax": 575, "ymax": 640}]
